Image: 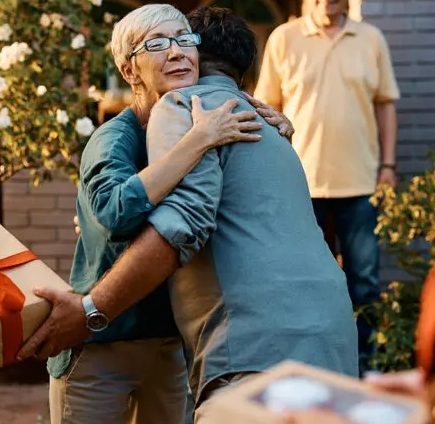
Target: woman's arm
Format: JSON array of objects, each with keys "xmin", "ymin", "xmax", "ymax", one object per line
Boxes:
[{"xmin": 140, "ymin": 95, "xmax": 262, "ymax": 204}]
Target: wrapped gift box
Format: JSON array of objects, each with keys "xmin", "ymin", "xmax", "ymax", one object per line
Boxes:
[
  {"xmin": 0, "ymin": 224, "xmax": 71, "ymax": 367},
  {"xmin": 203, "ymin": 361, "xmax": 428, "ymax": 424}
]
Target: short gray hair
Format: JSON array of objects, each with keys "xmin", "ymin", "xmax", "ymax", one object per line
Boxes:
[{"xmin": 111, "ymin": 3, "xmax": 190, "ymax": 73}]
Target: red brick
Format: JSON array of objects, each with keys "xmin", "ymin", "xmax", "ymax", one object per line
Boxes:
[
  {"xmin": 7, "ymin": 170, "xmax": 31, "ymax": 182},
  {"xmin": 30, "ymin": 180, "xmax": 78, "ymax": 195},
  {"xmin": 57, "ymin": 228, "xmax": 79, "ymax": 242},
  {"xmin": 58, "ymin": 271, "xmax": 71, "ymax": 282},
  {"xmin": 4, "ymin": 195, "xmax": 56, "ymax": 211},
  {"xmin": 31, "ymin": 242, "xmax": 76, "ymax": 257},
  {"xmin": 57, "ymin": 196, "xmax": 77, "ymax": 210},
  {"xmin": 59, "ymin": 258, "xmax": 73, "ymax": 272},
  {"xmin": 40, "ymin": 258, "xmax": 58, "ymax": 270},
  {"xmin": 30, "ymin": 211, "xmax": 75, "ymax": 227},
  {"xmin": 10, "ymin": 228, "xmax": 56, "ymax": 243},
  {"xmin": 2, "ymin": 181, "xmax": 29, "ymax": 195},
  {"xmin": 3, "ymin": 213, "xmax": 28, "ymax": 227}
]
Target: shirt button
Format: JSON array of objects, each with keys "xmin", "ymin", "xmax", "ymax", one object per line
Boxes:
[{"xmin": 145, "ymin": 202, "xmax": 152, "ymax": 209}]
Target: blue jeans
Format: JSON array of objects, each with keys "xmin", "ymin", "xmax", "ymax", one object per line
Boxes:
[{"xmin": 312, "ymin": 195, "xmax": 380, "ymax": 373}]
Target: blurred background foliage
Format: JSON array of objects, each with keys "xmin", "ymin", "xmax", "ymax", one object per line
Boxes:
[{"xmin": 0, "ymin": 0, "xmax": 114, "ymax": 185}]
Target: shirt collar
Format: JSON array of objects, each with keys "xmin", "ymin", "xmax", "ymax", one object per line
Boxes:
[
  {"xmin": 302, "ymin": 14, "xmax": 358, "ymax": 37},
  {"xmin": 125, "ymin": 107, "xmax": 145, "ymax": 138},
  {"xmin": 198, "ymin": 75, "xmax": 238, "ymax": 90}
]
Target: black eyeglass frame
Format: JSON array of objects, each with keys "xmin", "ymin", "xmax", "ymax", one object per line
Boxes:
[{"xmin": 129, "ymin": 33, "xmax": 201, "ymax": 59}]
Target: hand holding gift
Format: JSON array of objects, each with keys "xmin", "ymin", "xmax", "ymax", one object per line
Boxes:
[{"xmin": 0, "ymin": 225, "xmax": 86, "ymax": 365}]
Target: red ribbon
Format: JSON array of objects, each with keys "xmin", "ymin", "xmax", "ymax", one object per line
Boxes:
[{"xmin": 0, "ymin": 251, "xmax": 37, "ymax": 365}]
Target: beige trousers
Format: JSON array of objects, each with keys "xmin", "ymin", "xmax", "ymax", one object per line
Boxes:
[{"xmin": 50, "ymin": 338, "xmax": 187, "ymax": 424}]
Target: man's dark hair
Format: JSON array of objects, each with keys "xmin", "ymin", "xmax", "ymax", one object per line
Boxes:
[{"xmin": 187, "ymin": 7, "xmax": 257, "ymax": 83}]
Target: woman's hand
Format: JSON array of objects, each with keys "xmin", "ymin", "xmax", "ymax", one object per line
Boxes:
[
  {"xmin": 244, "ymin": 92, "xmax": 294, "ymax": 142},
  {"xmin": 191, "ymin": 95, "xmax": 262, "ymax": 150}
]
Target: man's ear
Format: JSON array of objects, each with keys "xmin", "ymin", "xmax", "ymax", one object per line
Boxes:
[{"xmin": 121, "ymin": 61, "xmax": 142, "ymax": 86}]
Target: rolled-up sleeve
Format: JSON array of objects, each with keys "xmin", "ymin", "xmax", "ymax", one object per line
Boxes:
[
  {"xmin": 146, "ymin": 91, "xmax": 222, "ymax": 265},
  {"xmin": 80, "ymin": 129, "xmax": 154, "ymax": 236},
  {"xmin": 374, "ymin": 29, "xmax": 400, "ymax": 102}
]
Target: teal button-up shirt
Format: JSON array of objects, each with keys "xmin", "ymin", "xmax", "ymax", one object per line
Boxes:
[
  {"xmin": 146, "ymin": 76, "xmax": 358, "ymax": 404},
  {"xmin": 47, "ymin": 108, "xmax": 177, "ymax": 378}
]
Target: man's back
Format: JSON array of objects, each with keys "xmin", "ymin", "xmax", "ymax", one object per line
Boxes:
[{"xmin": 147, "ymin": 76, "xmax": 358, "ymax": 404}]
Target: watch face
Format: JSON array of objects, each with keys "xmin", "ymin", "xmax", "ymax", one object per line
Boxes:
[{"xmin": 87, "ymin": 312, "xmax": 109, "ymax": 332}]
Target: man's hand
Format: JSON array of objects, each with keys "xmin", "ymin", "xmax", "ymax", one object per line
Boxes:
[
  {"xmin": 244, "ymin": 92, "xmax": 295, "ymax": 142},
  {"xmin": 17, "ymin": 288, "xmax": 90, "ymax": 361},
  {"xmin": 377, "ymin": 167, "xmax": 397, "ymax": 188}
]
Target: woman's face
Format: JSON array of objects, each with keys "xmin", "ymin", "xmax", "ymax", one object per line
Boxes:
[{"xmin": 130, "ymin": 19, "xmax": 199, "ymax": 98}]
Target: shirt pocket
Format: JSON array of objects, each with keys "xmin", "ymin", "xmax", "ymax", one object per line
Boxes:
[
  {"xmin": 281, "ymin": 52, "xmax": 324, "ymax": 98},
  {"xmin": 338, "ymin": 47, "xmax": 378, "ymax": 95}
]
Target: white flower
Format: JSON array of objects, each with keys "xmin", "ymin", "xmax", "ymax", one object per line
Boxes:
[
  {"xmin": 56, "ymin": 109, "xmax": 69, "ymax": 125},
  {"xmin": 0, "ymin": 24, "xmax": 12, "ymax": 42},
  {"xmin": 88, "ymin": 85, "xmax": 103, "ymax": 101},
  {"xmin": 50, "ymin": 13, "xmax": 64, "ymax": 30},
  {"xmin": 36, "ymin": 85, "xmax": 47, "ymax": 96},
  {"xmin": 0, "ymin": 107, "xmax": 11, "ymax": 128},
  {"xmin": 0, "ymin": 76, "xmax": 7, "ymax": 97},
  {"xmin": 0, "ymin": 42, "xmax": 32, "ymax": 70},
  {"xmin": 89, "ymin": 0, "xmax": 103, "ymax": 6},
  {"xmin": 39, "ymin": 13, "xmax": 51, "ymax": 28},
  {"xmin": 75, "ymin": 117, "xmax": 95, "ymax": 136},
  {"xmin": 103, "ymin": 12, "xmax": 114, "ymax": 24},
  {"xmin": 71, "ymin": 34, "xmax": 86, "ymax": 50}
]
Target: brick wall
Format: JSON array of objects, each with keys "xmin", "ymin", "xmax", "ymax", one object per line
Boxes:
[
  {"xmin": 363, "ymin": 0, "xmax": 435, "ymax": 176},
  {"xmin": 362, "ymin": 0, "xmax": 435, "ymax": 281},
  {"xmin": 2, "ymin": 172, "xmax": 77, "ymax": 281}
]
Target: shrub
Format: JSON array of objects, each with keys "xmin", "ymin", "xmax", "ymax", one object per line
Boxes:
[
  {"xmin": 368, "ymin": 155, "xmax": 435, "ymax": 371},
  {"xmin": 0, "ymin": 0, "xmax": 114, "ymax": 185}
]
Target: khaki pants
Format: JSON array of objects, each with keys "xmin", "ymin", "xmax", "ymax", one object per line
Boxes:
[
  {"xmin": 194, "ymin": 373, "xmax": 256, "ymax": 424},
  {"xmin": 50, "ymin": 338, "xmax": 187, "ymax": 424}
]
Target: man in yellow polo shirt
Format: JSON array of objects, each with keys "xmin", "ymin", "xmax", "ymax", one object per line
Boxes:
[{"xmin": 255, "ymin": 0, "xmax": 399, "ymax": 374}]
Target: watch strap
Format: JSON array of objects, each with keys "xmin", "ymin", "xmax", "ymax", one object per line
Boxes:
[{"xmin": 82, "ymin": 294, "xmax": 98, "ymax": 316}]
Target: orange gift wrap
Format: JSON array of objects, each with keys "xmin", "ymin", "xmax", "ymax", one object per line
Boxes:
[{"xmin": 0, "ymin": 225, "xmax": 71, "ymax": 367}]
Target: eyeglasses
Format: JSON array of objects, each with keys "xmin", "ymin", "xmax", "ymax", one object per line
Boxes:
[{"xmin": 130, "ymin": 33, "xmax": 201, "ymax": 58}]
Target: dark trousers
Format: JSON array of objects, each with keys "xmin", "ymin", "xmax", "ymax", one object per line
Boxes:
[{"xmin": 312, "ymin": 195, "xmax": 380, "ymax": 374}]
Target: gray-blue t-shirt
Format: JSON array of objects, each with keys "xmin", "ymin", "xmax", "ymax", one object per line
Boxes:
[{"xmin": 146, "ymin": 76, "xmax": 358, "ymax": 404}]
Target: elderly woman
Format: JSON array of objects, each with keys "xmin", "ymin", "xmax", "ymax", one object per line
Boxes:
[{"xmin": 41, "ymin": 4, "xmax": 293, "ymax": 424}]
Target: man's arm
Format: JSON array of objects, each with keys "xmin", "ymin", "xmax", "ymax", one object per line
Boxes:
[
  {"xmin": 17, "ymin": 226, "xmax": 178, "ymax": 360},
  {"xmin": 373, "ymin": 29, "xmax": 400, "ymax": 188},
  {"xmin": 18, "ymin": 91, "xmax": 222, "ymax": 360},
  {"xmin": 375, "ymin": 101, "xmax": 398, "ymax": 187}
]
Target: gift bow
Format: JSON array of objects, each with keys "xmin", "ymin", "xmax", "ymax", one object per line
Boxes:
[{"xmin": 0, "ymin": 250, "xmax": 37, "ymax": 365}]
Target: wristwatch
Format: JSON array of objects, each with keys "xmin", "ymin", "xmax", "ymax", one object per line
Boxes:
[{"xmin": 82, "ymin": 294, "xmax": 110, "ymax": 332}]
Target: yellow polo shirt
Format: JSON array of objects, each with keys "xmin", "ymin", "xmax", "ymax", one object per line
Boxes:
[{"xmin": 254, "ymin": 16, "xmax": 400, "ymax": 198}]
